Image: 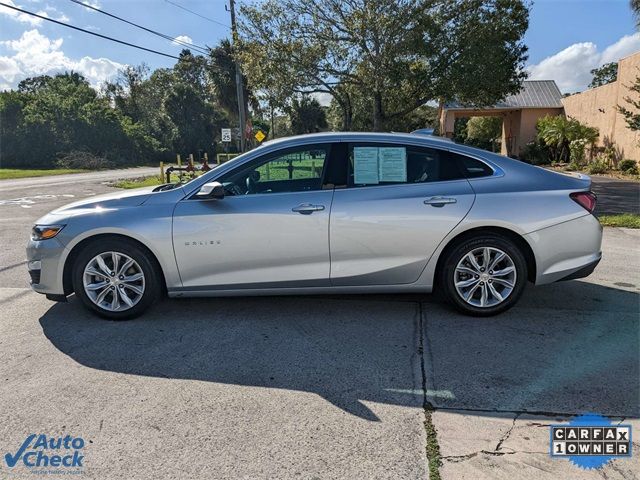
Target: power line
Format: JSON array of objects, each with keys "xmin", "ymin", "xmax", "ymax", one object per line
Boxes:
[
  {"xmin": 67, "ymin": 0, "xmax": 210, "ymax": 55},
  {"xmin": 164, "ymin": 0, "xmax": 230, "ymax": 29},
  {"xmin": 0, "ymin": 2, "xmax": 180, "ymax": 59}
]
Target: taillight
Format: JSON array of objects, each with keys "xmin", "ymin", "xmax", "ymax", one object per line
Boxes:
[{"xmin": 570, "ymin": 191, "xmax": 597, "ymax": 213}]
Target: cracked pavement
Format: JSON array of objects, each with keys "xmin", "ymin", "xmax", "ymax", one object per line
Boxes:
[{"xmin": 1, "ymin": 172, "xmax": 639, "ymax": 479}]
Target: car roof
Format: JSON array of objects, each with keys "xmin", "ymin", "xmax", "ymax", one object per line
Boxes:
[{"xmin": 260, "ymin": 131, "xmax": 455, "ymax": 148}]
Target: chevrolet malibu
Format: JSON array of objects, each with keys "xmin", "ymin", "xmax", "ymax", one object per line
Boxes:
[{"xmin": 27, "ymin": 132, "xmax": 602, "ymax": 319}]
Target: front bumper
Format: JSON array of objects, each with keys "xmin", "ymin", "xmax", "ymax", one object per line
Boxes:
[
  {"xmin": 525, "ymin": 213, "xmax": 603, "ymax": 285},
  {"xmin": 26, "ymin": 237, "xmax": 67, "ymax": 296}
]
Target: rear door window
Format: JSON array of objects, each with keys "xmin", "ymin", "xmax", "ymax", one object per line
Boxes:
[{"xmin": 347, "ymin": 143, "xmax": 466, "ymax": 187}]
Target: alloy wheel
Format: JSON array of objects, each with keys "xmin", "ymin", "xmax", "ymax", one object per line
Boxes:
[
  {"xmin": 82, "ymin": 251, "xmax": 146, "ymax": 312},
  {"xmin": 453, "ymin": 247, "xmax": 517, "ymax": 308}
]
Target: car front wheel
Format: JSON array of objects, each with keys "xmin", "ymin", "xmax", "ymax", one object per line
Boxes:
[
  {"xmin": 72, "ymin": 238, "xmax": 161, "ymax": 320},
  {"xmin": 440, "ymin": 234, "xmax": 528, "ymax": 316}
]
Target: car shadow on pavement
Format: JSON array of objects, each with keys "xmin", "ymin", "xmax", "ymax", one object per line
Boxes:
[
  {"xmin": 422, "ymin": 280, "xmax": 640, "ymax": 418},
  {"xmin": 39, "ymin": 280, "xmax": 639, "ymax": 421}
]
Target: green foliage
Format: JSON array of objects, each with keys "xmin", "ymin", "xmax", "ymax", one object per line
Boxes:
[
  {"xmin": 452, "ymin": 118, "xmax": 469, "ymax": 144},
  {"xmin": 588, "ymin": 62, "xmax": 618, "ymax": 88},
  {"xmin": 566, "ymin": 161, "xmax": 581, "ymax": 171},
  {"xmin": 618, "ymin": 75, "xmax": 640, "ymax": 131},
  {"xmin": 520, "ymin": 140, "xmax": 551, "ymax": 165},
  {"xmin": 619, "ymin": 158, "xmax": 638, "ymax": 173},
  {"xmin": 286, "ymin": 96, "xmax": 327, "ymax": 134},
  {"xmin": 465, "ymin": 116, "xmax": 502, "ymax": 151},
  {"xmin": 113, "ymin": 176, "xmax": 165, "ymax": 189},
  {"xmin": 0, "ymin": 45, "xmax": 236, "ymax": 169},
  {"xmin": 587, "ymin": 159, "xmax": 609, "ymax": 174},
  {"xmin": 598, "ymin": 213, "xmax": 640, "ymax": 228},
  {"xmin": 1, "ymin": 73, "xmax": 144, "ymax": 168},
  {"xmin": 0, "ymin": 168, "xmax": 86, "ymax": 179},
  {"xmin": 536, "ymin": 115, "xmax": 598, "ymax": 163},
  {"xmin": 569, "ymin": 138, "xmax": 589, "ymax": 165},
  {"xmin": 239, "ymin": 0, "xmax": 529, "ymax": 131}
]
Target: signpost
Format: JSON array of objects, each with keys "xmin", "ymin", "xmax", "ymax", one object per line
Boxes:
[
  {"xmin": 221, "ymin": 128, "xmax": 232, "ymax": 143},
  {"xmin": 254, "ymin": 130, "xmax": 266, "ymax": 143}
]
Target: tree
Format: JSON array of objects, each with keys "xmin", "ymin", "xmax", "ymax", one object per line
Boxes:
[
  {"xmin": 239, "ymin": 0, "xmax": 529, "ymax": 131},
  {"xmin": 1, "ymin": 72, "xmax": 149, "ymax": 168},
  {"xmin": 588, "ymin": 62, "xmax": 618, "ymax": 88},
  {"xmin": 207, "ymin": 40, "xmax": 257, "ymax": 122},
  {"xmin": 618, "ymin": 76, "xmax": 640, "ymax": 131},
  {"xmin": 163, "ymin": 50, "xmax": 228, "ymax": 154},
  {"xmin": 536, "ymin": 115, "xmax": 598, "ymax": 163},
  {"xmin": 632, "ymin": 0, "xmax": 640, "ymax": 27},
  {"xmin": 466, "ymin": 116, "xmax": 503, "ymax": 151},
  {"xmin": 286, "ymin": 96, "xmax": 327, "ymax": 134}
]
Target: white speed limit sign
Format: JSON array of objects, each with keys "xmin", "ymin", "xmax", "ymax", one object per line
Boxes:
[{"xmin": 221, "ymin": 128, "xmax": 232, "ymax": 142}]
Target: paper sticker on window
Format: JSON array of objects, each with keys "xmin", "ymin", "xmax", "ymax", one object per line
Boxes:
[
  {"xmin": 378, "ymin": 147, "xmax": 407, "ymax": 182},
  {"xmin": 353, "ymin": 147, "xmax": 379, "ymax": 184}
]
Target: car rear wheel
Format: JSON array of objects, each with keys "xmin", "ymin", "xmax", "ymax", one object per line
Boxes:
[
  {"xmin": 440, "ymin": 234, "xmax": 528, "ymax": 316},
  {"xmin": 72, "ymin": 238, "xmax": 161, "ymax": 320}
]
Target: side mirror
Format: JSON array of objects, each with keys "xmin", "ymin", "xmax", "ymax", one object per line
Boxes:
[{"xmin": 196, "ymin": 181, "xmax": 225, "ymax": 199}]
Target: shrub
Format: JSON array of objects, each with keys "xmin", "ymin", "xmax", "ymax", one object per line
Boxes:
[
  {"xmin": 566, "ymin": 162, "xmax": 580, "ymax": 171},
  {"xmin": 520, "ymin": 140, "xmax": 551, "ymax": 165},
  {"xmin": 569, "ymin": 138, "xmax": 589, "ymax": 165},
  {"xmin": 587, "ymin": 159, "xmax": 608, "ymax": 175},
  {"xmin": 55, "ymin": 151, "xmax": 115, "ymax": 170},
  {"xmin": 619, "ymin": 158, "xmax": 638, "ymax": 173},
  {"xmin": 536, "ymin": 115, "xmax": 598, "ymax": 163}
]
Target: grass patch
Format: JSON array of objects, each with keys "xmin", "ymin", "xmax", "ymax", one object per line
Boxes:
[
  {"xmin": 114, "ymin": 171, "xmax": 206, "ymax": 189},
  {"xmin": 112, "ymin": 176, "xmax": 165, "ymax": 189},
  {"xmin": 598, "ymin": 213, "xmax": 640, "ymax": 228},
  {"xmin": 0, "ymin": 168, "xmax": 87, "ymax": 179},
  {"xmin": 424, "ymin": 408, "xmax": 442, "ymax": 480}
]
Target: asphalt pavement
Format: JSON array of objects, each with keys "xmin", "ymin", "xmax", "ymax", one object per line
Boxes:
[
  {"xmin": 0, "ymin": 170, "xmax": 638, "ymax": 479},
  {"xmin": 591, "ymin": 175, "xmax": 640, "ymax": 215}
]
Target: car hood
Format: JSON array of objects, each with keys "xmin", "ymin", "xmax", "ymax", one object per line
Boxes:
[{"xmin": 47, "ymin": 186, "xmax": 156, "ymax": 217}]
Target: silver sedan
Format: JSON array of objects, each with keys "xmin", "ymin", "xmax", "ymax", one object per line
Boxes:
[{"xmin": 26, "ymin": 132, "xmax": 602, "ymax": 319}]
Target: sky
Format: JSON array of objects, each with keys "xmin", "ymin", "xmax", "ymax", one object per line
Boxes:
[{"xmin": 0, "ymin": 0, "xmax": 639, "ymax": 96}]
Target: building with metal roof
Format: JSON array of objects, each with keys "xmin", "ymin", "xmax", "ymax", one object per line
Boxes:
[{"xmin": 439, "ymin": 80, "xmax": 565, "ymax": 157}]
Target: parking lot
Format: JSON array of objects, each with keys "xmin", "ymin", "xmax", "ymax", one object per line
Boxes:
[{"xmin": 1, "ymin": 171, "xmax": 639, "ymax": 479}]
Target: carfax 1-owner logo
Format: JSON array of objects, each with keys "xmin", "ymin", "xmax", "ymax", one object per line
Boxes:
[
  {"xmin": 4, "ymin": 433, "xmax": 85, "ymax": 475},
  {"xmin": 550, "ymin": 413, "xmax": 632, "ymax": 470}
]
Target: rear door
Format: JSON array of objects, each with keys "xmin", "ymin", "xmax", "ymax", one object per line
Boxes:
[{"xmin": 329, "ymin": 142, "xmax": 476, "ymax": 286}]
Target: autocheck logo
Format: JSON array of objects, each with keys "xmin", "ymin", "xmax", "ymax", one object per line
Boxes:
[{"xmin": 4, "ymin": 434, "xmax": 85, "ymax": 473}]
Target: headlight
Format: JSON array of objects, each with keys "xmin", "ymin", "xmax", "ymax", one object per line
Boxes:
[{"xmin": 31, "ymin": 225, "xmax": 65, "ymax": 241}]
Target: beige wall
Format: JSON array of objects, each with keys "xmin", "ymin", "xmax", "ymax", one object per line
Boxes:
[
  {"xmin": 562, "ymin": 52, "xmax": 640, "ymax": 162},
  {"xmin": 500, "ymin": 108, "xmax": 563, "ymax": 156}
]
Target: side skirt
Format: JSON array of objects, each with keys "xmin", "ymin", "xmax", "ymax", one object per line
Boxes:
[{"xmin": 168, "ymin": 284, "xmax": 431, "ymax": 298}]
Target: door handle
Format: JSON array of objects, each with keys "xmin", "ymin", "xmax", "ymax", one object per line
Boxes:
[
  {"xmin": 423, "ymin": 196, "xmax": 457, "ymax": 207},
  {"xmin": 292, "ymin": 203, "xmax": 325, "ymax": 214}
]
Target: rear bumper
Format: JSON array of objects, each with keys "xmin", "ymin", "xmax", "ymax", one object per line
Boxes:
[
  {"xmin": 556, "ymin": 257, "xmax": 601, "ymax": 282},
  {"xmin": 525, "ymin": 214, "xmax": 603, "ymax": 285}
]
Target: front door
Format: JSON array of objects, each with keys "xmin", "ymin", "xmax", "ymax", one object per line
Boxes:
[
  {"xmin": 173, "ymin": 144, "xmax": 333, "ymax": 289},
  {"xmin": 329, "ymin": 142, "xmax": 476, "ymax": 286}
]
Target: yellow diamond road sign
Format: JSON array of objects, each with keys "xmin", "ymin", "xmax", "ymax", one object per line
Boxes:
[{"xmin": 255, "ymin": 130, "xmax": 266, "ymax": 143}]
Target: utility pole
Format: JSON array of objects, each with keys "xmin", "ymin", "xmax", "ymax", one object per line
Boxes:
[{"xmin": 228, "ymin": 0, "xmax": 246, "ymax": 152}]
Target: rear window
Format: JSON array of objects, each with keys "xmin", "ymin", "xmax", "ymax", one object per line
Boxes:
[{"xmin": 452, "ymin": 152, "xmax": 494, "ymax": 178}]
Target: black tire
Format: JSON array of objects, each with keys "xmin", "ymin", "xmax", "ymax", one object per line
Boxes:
[
  {"xmin": 440, "ymin": 234, "xmax": 528, "ymax": 317},
  {"xmin": 72, "ymin": 238, "xmax": 162, "ymax": 320}
]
